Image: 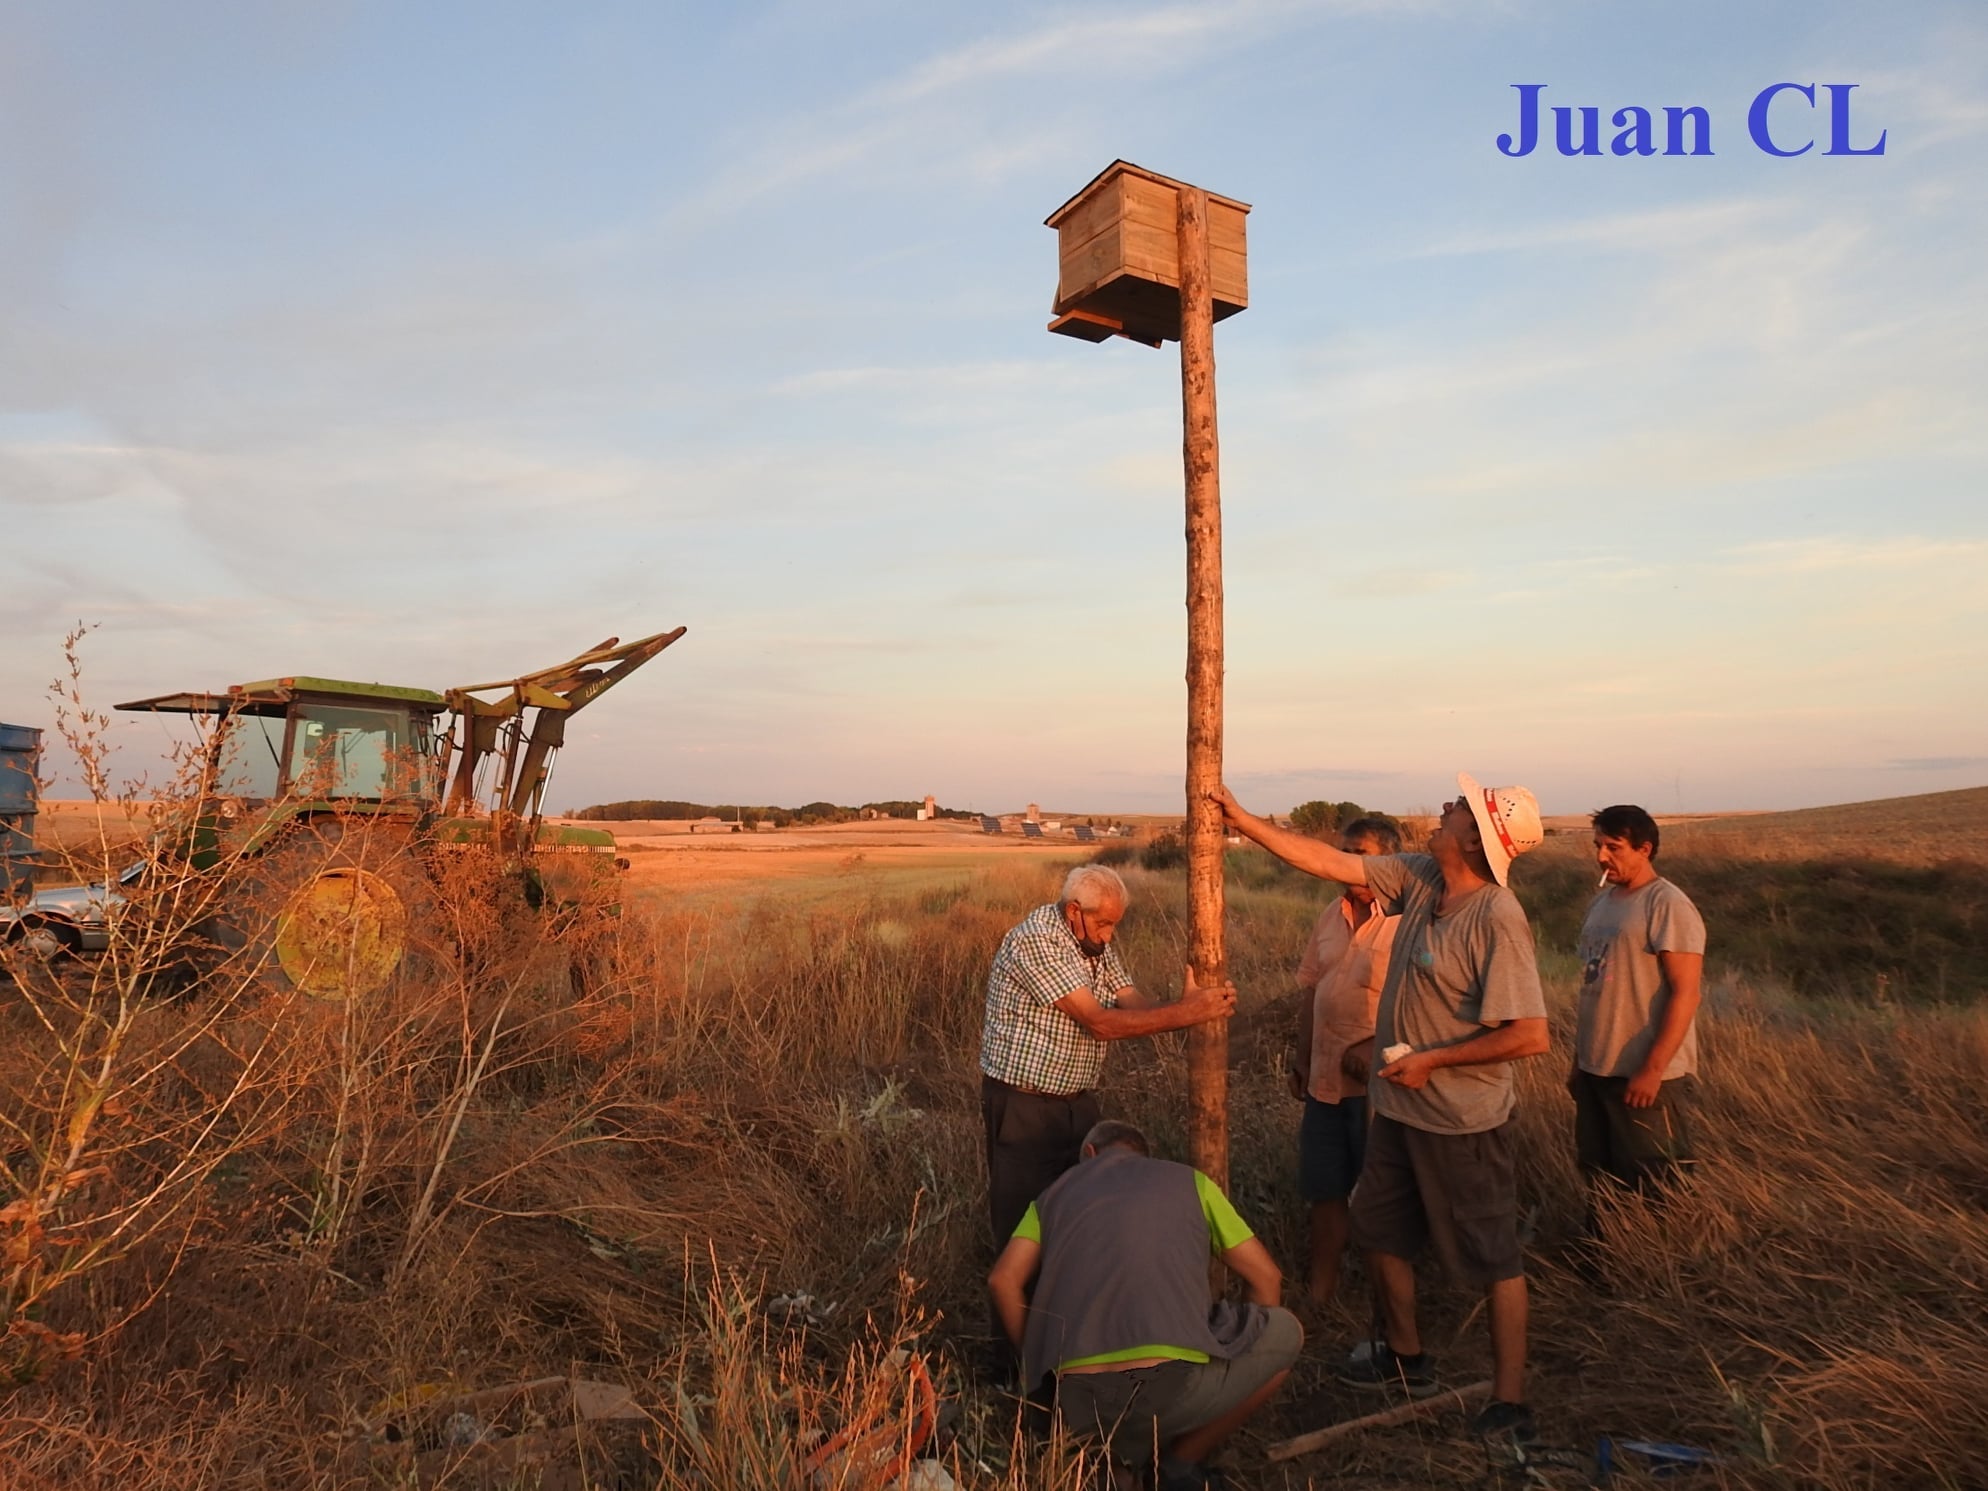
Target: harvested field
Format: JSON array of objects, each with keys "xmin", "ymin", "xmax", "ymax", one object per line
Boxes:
[
  {"xmin": 2, "ymin": 787, "xmax": 1985, "ymax": 1489},
  {"xmin": 23, "ymin": 801, "xmax": 153, "ymax": 864},
  {"xmin": 597, "ymin": 819, "xmax": 1093, "ymax": 910},
  {"xmin": 1535, "ymin": 786, "xmax": 1988, "ymax": 869}
]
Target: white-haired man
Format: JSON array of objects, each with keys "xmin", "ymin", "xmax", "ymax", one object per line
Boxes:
[
  {"xmin": 980, "ymin": 863, "xmax": 1236, "ymax": 1248},
  {"xmin": 1214, "ymin": 775, "xmax": 1550, "ymax": 1443}
]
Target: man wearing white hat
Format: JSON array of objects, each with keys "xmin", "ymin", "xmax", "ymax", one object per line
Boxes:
[{"xmin": 1212, "ymin": 774, "xmax": 1550, "ymax": 1443}]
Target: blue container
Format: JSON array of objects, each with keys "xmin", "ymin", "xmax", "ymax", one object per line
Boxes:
[
  {"xmin": 1, "ymin": 722, "xmax": 41, "ymax": 899},
  {"xmin": 1, "ymin": 816, "xmax": 35, "ymax": 900},
  {"xmin": 0, "ymin": 721, "xmax": 39, "ymax": 815}
]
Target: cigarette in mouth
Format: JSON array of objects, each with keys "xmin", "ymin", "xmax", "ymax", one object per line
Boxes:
[{"xmin": 1597, "ymin": 871, "xmax": 1610, "ymax": 889}]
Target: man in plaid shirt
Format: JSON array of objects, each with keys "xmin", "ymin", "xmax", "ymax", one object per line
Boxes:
[{"xmin": 980, "ymin": 864, "xmax": 1237, "ymax": 1246}]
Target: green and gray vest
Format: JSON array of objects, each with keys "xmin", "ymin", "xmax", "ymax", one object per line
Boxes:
[{"xmin": 1020, "ymin": 1147, "xmax": 1267, "ymax": 1393}]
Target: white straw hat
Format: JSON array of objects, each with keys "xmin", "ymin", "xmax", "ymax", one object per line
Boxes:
[{"xmin": 1457, "ymin": 771, "xmax": 1543, "ymax": 887}]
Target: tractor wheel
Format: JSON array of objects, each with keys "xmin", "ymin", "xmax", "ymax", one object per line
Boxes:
[{"xmin": 207, "ymin": 819, "xmax": 438, "ymax": 1001}]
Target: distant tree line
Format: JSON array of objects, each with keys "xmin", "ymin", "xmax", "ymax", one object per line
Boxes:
[
  {"xmin": 573, "ymin": 799, "xmax": 978, "ymax": 828},
  {"xmin": 1097, "ymin": 801, "xmax": 1400, "ymax": 878},
  {"xmin": 1289, "ymin": 800, "xmax": 1399, "ymax": 839}
]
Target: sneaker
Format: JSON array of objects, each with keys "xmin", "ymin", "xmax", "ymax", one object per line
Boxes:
[
  {"xmin": 1333, "ymin": 1342, "xmax": 1441, "ymax": 1397},
  {"xmin": 1470, "ymin": 1399, "xmax": 1536, "ymax": 1441}
]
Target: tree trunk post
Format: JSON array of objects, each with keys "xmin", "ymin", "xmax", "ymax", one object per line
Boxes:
[{"xmin": 1177, "ymin": 185, "xmax": 1227, "ymax": 1195}]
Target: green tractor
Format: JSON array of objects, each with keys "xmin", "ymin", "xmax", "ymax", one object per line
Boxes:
[{"xmin": 115, "ymin": 628, "xmax": 684, "ymax": 1000}]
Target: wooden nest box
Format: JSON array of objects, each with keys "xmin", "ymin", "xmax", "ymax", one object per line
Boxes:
[{"xmin": 1045, "ymin": 161, "xmax": 1249, "ymax": 346}]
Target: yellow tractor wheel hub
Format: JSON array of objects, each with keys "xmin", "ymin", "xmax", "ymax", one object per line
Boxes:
[{"xmin": 274, "ymin": 868, "xmax": 409, "ymax": 1000}]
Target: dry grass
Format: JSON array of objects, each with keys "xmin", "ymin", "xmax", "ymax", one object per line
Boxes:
[
  {"xmin": 3, "ymin": 786, "xmax": 1986, "ymax": 1489},
  {"xmin": 1512, "ymin": 790, "xmax": 1988, "ymax": 1003}
]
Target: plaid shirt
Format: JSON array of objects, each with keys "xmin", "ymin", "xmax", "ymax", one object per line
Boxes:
[{"xmin": 979, "ymin": 903, "xmax": 1135, "ymax": 1094}]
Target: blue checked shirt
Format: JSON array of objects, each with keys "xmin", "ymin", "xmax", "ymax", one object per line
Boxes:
[{"xmin": 979, "ymin": 903, "xmax": 1135, "ymax": 1094}]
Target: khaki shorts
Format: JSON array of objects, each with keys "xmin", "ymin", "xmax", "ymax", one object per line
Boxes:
[
  {"xmin": 1051, "ymin": 1307, "xmax": 1303, "ymax": 1467},
  {"xmin": 1349, "ymin": 1114, "xmax": 1523, "ymax": 1288}
]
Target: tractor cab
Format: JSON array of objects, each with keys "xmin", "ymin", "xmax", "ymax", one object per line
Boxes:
[{"xmin": 119, "ymin": 678, "xmax": 450, "ymax": 860}]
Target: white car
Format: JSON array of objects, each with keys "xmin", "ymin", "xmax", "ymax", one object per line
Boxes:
[{"xmin": 1, "ymin": 863, "xmax": 142, "ymax": 957}]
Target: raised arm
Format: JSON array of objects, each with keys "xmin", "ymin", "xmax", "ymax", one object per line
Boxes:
[{"xmin": 1210, "ymin": 785, "xmax": 1370, "ymax": 886}]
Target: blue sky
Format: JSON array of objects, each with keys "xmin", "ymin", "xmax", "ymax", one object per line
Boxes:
[{"xmin": 4, "ymin": 1, "xmax": 1984, "ymax": 815}]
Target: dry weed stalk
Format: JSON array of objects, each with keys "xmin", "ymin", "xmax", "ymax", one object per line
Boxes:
[{"xmin": 2, "ymin": 632, "xmax": 308, "ymax": 1384}]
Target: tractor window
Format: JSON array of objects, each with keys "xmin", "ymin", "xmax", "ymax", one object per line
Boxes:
[
  {"xmin": 408, "ymin": 714, "xmax": 441, "ymax": 798},
  {"xmin": 285, "ymin": 703, "xmax": 435, "ymax": 801},
  {"xmin": 214, "ymin": 713, "xmax": 285, "ymax": 800}
]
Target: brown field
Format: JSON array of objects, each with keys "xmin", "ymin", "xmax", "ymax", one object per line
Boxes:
[
  {"xmin": 1532, "ymin": 785, "xmax": 1988, "ymax": 868},
  {"xmin": 588, "ymin": 819, "xmax": 1094, "ymax": 910},
  {"xmin": 25, "ymin": 800, "xmax": 155, "ymax": 857},
  {"xmin": 3, "ymin": 785, "xmax": 1986, "ymax": 1489}
]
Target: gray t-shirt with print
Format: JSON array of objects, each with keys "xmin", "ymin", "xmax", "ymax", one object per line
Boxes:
[
  {"xmin": 1364, "ymin": 854, "xmax": 1548, "ymax": 1135},
  {"xmin": 1574, "ymin": 877, "xmax": 1706, "ymax": 1079}
]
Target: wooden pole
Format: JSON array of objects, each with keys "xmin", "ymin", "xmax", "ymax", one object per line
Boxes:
[
  {"xmin": 1266, "ymin": 1380, "xmax": 1494, "ymax": 1462},
  {"xmin": 1177, "ymin": 185, "xmax": 1227, "ymax": 1195}
]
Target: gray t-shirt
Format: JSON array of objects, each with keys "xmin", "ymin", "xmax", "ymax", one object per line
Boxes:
[
  {"xmin": 1364, "ymin": 854, "xmax": 1548, "ymax": 1135},
  {"xmin": 1574, "ymin": 877, "xmax": 1707, "ymax": 1079}
]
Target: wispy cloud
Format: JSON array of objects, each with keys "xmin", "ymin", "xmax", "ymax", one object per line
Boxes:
[
  {"xmin": 1339, "ymin": 565, "xmax": 1466, "ymax": 599},
  {"xmin": 1852, "ymin": 63, "xmax": 1988, "ymax": 154},
  {"xmin": 662, "ymin": 0, "xmax": 1392, "ymax": 227},
  {"xmin": 770, "ymin": 360, "xmax": 1060, "ymax": 397},
  {"xmin": 1721, "ymin": 536, "xmax": 1988, "ymax": 575},
  {"xmin": 858, "ymin": 4, "xmax": 1239, "ymax": 110},
  {"xmin": 1416, "ymin": 199, "xmax": 1783, "ymax": 261},
  {"xmin": 1231, "ymin": 766, "xmax": 1401, "ymax": 786},
  {"xmin": 856, "ymin": 0, "xmax": 1429, "ymax": 111}
]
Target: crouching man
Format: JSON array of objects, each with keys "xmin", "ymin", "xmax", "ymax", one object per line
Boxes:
[{"xmin": 987, "ymin": 1121, "xmax": 1302, "ymax": 1490}]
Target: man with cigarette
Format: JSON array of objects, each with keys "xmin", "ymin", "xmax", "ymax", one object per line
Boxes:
[
  {"xmin": 1214, "ymin": 775, "xmax": 1549, "ymax": 1443},
  {"xmin": 1571, "ymin": 805, "xmax": 1706, "ymax": 1203}
]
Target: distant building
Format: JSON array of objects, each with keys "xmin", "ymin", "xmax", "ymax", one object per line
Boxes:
[
  {"xmin": 917, "ymin": 794, "xmax": 937, "ymax": 821},
  {"xmin": 1026, "ymin": 802, "xmax": 1041, "ymax": 824}
]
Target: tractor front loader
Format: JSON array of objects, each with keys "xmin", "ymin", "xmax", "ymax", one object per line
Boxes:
[
  {"xmin": 440, "ymin": 627, "xmax": 686, "ymax": 858},
  {"xmin": 112, "ymin": 627, "xmax": 684, "ymax": 1001}
]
